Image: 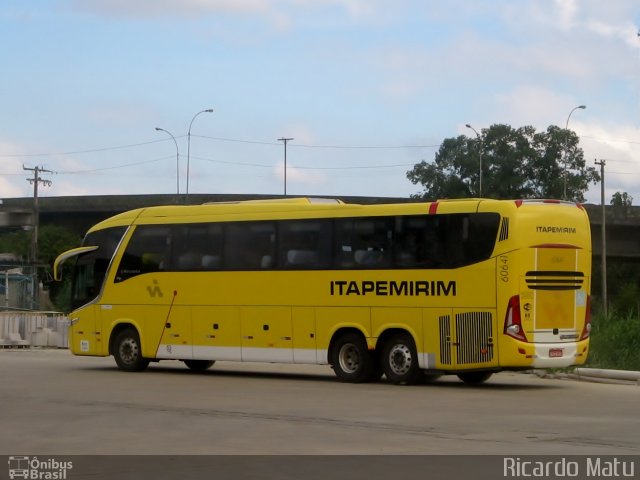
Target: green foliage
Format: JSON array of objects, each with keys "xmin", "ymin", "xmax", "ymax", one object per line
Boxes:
[
  {"xmin": 38, "ymin": 224, "xmax": 81, "ymax": 266},
  {"xmin": 592, "ymin": 260, "xmax": 640, "ymax": 317},
  {"xmin": 0, "ymin": 224, "xmax": 80, "ymax": 312},
  {"xmin": 610, "ymin": 191, "xmax": 633, "ymax": 217},
  {"xmin": 407, "ymin": 124, "xmax": 600, "ymax": 201},
  {"xmin": 38, "ymin": 225, "xmax": 81, "ymax": 312},
  {"xmin": 0, "ymin": 230, "xmax": 30, "ymax": 259},
  {"xmin": 610, "ymin": 191, "xmax": 633, "ymax": 208},
  {"xmin": 587, "ymin": 313, "xmax": 640, "ymax": 371}
]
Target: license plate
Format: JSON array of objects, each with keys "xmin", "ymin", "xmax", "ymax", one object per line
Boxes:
[{"xmin": 549, "ymin": 348, "xmax": 564, "ymax": 358}]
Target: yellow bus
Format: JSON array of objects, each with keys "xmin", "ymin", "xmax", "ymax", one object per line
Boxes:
[{"xmin": 53, "ymin": 197, "xmax": 592, "ymax": 384}]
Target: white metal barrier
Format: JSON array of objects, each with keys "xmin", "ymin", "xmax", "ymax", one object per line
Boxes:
[{"xmin": 0, "ymin": 312, "xmax": 68, "ymax": 348}]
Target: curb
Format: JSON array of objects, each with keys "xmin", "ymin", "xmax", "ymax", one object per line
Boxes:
[
  {"xmin": 573, "ymin": 367, "xmax": 640, "ymax": 385},
  {"xmin": 535, "ymin": 368, "xmax": 640, "ymax": 386}
]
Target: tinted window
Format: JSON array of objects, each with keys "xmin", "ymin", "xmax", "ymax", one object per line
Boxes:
[
  {"xmin": 334, "ymin": 217, "xmax": 393, "ymax": 269},
  {"xmin": 392, "ymin": 213, "xmax": 499, "ymax": 269},
  {"xmin": 224, "ymin": 222, "xmax": 276, "ymax": 270},
  {"xmin": 110, "ymin": 212, "xmax": 500, "ymax": 279},
  {"xmin": 115, "ymin": 226, "xmax": 171, "ymax": 282},
  {"xmin": 278, "ymin": 220, "xmax": 332, "ymax": 269},
  {"xmin": 71, "ymin": 226, "xmax": 127, "ymax": 308},
  {"xmin": 173, "ymin": 224, "xmax": 223, "ymax": 271}
]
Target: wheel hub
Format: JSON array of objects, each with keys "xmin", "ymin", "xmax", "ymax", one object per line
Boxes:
[
  {"xmin": 119, "ymin": 338, "xmax": 138, "ymax": 365},
  {"xmin": 338, "ymin": 343, "xmax": 360, "ymax": 374},
  {"xmin": 388, "ymin": 344, "xmax": 412, "ymax": 375}
]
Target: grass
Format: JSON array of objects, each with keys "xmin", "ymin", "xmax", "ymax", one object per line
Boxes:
[{"xmin": 586, "ymin": 312, "xmax": 640, "ymax": 371}]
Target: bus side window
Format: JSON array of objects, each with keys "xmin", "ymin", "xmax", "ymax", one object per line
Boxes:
[
  {"xmin": 334, "ymin": 219, "xmax": 356, "ymax": 268},
  {"xmin": 115, "ymin": 226, "xmax": 171, "ymax": 282},
  {"xmin": 394, "ymin": 216, "xmax": 430, "ymax": 268},
  {"xmin": 174, "ymin": 224, "xmax": 223, "ymax": 271},
  {"xmin": 465, "ymin": 213, "xmax": 501, "ymax": 264},
  {"xmin": 333, "ymin": 217, "xmax": 393, "ymax": 269},
  {"xmin": 278, "ymin": 220, "xmax": 331, "ymax": 269},
  {"xmin": 224, "ymin": 222, "xmax": 276, "ymax": 270}
]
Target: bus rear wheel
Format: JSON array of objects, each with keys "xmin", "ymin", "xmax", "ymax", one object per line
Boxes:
[
  {"xmin": 183, "ymin": 360, "xmax": 215, "ymax": 371},
  {"xmin": 113, "ymin": 328, "xmax": 149, "ymax": 372},
  {"xmin": 381, "ymin": 333, "xmax": 422, "ymax": 385},
  {"xmin": 457, "ymin": 371, "xmax": 493, "ymax": 385},
  {"xmin": 330, "ymin": 333, "xmax": 376, "ymax": 383}
]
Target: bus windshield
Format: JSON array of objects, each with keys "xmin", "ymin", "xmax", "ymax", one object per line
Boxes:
[{"xmin": 71, "ymin": 226, "xmax": 127, "ymax": 310}]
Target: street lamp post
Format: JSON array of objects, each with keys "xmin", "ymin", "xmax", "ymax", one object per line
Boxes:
[
  {"xmin": 563, "ymin": 105, "xmax": 586, "ymax": 200},
  {"xmin": 277, "ymin": 137, "xmax": 294, "ymax": 195},
  {"xmin": 465, "ymin": 124, "xmax": 483, "ymax": 197},
  {"xmin": 186, "ymin": 108, "xmax": 214, "ymax": 201},
  {"xmin": 155, "ymin": 127, "xmax": 180, "ymax": 195}
]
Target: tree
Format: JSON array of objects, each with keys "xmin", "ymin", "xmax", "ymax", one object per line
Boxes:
[
  {"xmin": 0, "ymin": 230, "xmax": 29, "ymax": 259},
  {"xmin": 407, "ymin": 124, "xmax": 600, "ymax": 201},
  {"xmin": 38, "ymin": 225, "xmax": 81, "ymax": 311},
  {"xmin": 610, "ymin": 191, "xmax": 633, "ymax": 213},
  {"xmin": 0, "ymin": 224, "xmax": 80, "ymax": 311}
]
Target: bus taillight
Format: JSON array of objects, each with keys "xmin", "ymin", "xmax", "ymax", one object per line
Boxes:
[
  {"xmin": 580, "ymin": 295, "xmax": 592, "ymax": 340},
  {"xmin": 504, "ymin": 295, "xmax": 528, "ymax": 342}
]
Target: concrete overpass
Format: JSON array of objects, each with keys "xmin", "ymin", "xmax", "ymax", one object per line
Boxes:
[{"xmin": 1, "ymin": 195, "xmax": 639, "ymax": 260}]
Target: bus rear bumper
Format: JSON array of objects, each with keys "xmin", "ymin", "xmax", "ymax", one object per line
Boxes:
[
  {"xmin": 532, "ymin": 342, "xmax": 580, "ymax": 368},
  {"xmin": 502, "ymin": 338, "xmax": 589, "ymax": 369}
]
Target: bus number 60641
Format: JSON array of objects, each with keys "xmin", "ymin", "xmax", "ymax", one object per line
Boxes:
[{"xmin": 499, "ymin": 255, "xmax": 509, "ymax": 283}]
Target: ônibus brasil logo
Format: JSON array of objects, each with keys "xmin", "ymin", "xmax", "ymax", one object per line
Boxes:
[{"xmin": 7, "ymin": 456, "xmax": 73, "ymax": 480}]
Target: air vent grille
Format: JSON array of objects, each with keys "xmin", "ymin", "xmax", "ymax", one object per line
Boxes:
[{"xmin": 525, "ymin": 271, "xmax": 584, "ymax": 291}]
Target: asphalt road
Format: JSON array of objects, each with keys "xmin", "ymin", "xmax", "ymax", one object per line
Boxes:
[{"xmin": 1, "ymin": 349, "xmax": 638, "ymax": 456}]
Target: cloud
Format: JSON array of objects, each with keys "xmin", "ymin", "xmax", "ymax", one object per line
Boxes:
[
  {"xmin": 67, "ymin": 0, "xmax": 270, "ymax": 18},
  {"xmin": 272, "ymin": 160, "xmax": 329, "ymax": 187},
  {"xmin": 493, "ymin": 86, "xmax": 584, "ymax": 128},
  {"xmin": 65, "ymin": 0, "xmax": 376, "ymax": 26},
  {"xmin": 554, "ymin": 0, "xmax": 579, "ymax": 30},
  {"xmin": 576, "ymin": 123, "xmax": 640, "ymax": 204},
  {"xmin": 0, "ymin": 140, "xmax": 31, "ymax": 198}
]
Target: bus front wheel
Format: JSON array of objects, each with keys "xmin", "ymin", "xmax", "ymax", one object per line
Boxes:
[
  {"xmin": 381, "ymin": 333, "xmax": 422, "ymax": 385},
  {"xmin": 183, "ymin": 360, "xmax": 215, "ymax": 371},
  {"xmin": 113, "ymin": 328, "xmax": 150, "ymax": 372},
  {"xmin": 330, "ymin": 333, "xmax": 376, "ymax": 383}
]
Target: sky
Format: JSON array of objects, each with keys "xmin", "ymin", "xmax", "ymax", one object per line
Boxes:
[{"xmin": 1, "ymin": 0, "xmax": 639, "ymax": 205}]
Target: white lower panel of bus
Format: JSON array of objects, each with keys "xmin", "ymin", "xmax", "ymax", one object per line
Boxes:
[
  {"xmin": 420, "ymin": 352, "xmax": 437, "ymax": 369},
  {"xmin": 157, "ymin": 344, "xmax": 325, "ymax": 365},
  {"xmin": 532, "ymin": 342, "xmax": 578, "ymax": 368}
]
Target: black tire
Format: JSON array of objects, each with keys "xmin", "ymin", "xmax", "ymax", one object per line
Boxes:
[
  {"xmin": 330, "ymin": 332, "xmax": 376, "ymax": 383},
  {"xmin": 183, "ymin": 360, "xmax": 215, "ymax": 371},
  {"xmin": 381, "ymin": 333, "xmax": 423, "ymax": 385},
  {"xmin": 457, "ymin": 371, "xmax": 493, "ymax": 385},
  {"xmin": 112, "ymin": 328, "xmax": 150, "ymax": 372}
]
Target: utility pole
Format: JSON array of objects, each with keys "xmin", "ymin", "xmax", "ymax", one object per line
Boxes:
[
  {"xmin": 278, "ymin": 137, "xmax": 294, "ymax": 195},
  {"xmin": 595, "ymin": 159, "xmax": 607, "ymax": 318},
  {"xmin": 23, "ymin": 165, "xmax": 52, "ymax": 310}
]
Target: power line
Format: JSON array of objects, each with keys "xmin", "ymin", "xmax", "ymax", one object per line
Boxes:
[
  {"xmin": 54, "ymin": 155, "xmax": 173, "ymax": 174},
  {"xmin": 1, "ymin": 132, "xmax": 639, "ymax": 160},
  {"xmin": 194, "ymin": 134, "xmax": 441, "ymax": 149},
  {"xmin": 190, "ymin": 155, "xmax": 415, "ymax": 170},
  {"xmin": 0, "ymin": 138, "xmax": 176, "ymax": 158}
]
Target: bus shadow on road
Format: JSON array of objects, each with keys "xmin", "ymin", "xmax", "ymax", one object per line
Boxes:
[{"xmin": 80, "ymin": 362, "xmax": 563, "ymax": 391}]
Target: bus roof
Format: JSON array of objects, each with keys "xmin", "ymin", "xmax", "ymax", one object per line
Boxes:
[{"xmin": 85, "ymin": 197, "xmax": 586, "ymax": 233}]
